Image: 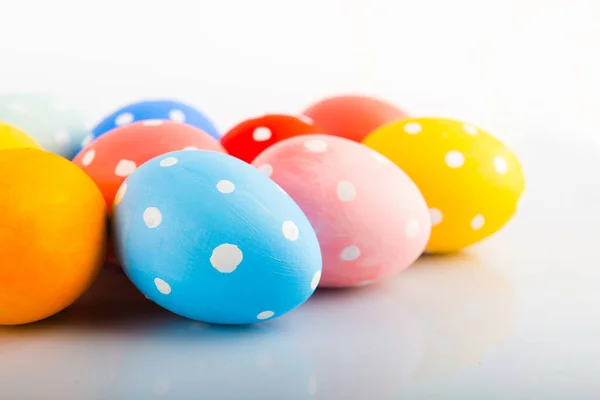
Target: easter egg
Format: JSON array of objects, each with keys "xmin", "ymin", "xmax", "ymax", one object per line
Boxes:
[
  {"xmin": 252, "ymin": 135, "xmax": 430, "ymax": 288},
  {"xmin": 221, "ymin": 114, "xmax": 323, "ymax": 163},
  {"xmin": 73, "ymin": 120, "xmax": 225, "ymax": 209},
  {"xmin": 301, "ymin": 95, "xmax": 408, "ymax": 142},
  {"xmin": 0, "ymin": 93, "xmax": 88, "ymax": 158},
  {"xmin": 363, "ymin": 118, "xmax": 526, "ymax": 253},
  {"xmin": 0, "ymin": 148, "xmax": 108, "ymax": 325},
  {"xmin": 0, "ymin": 121, "xmax": 41, "ymax": 151},
  {"xmin": 86, "ymin": 99, "xmax": 219, "ymax": 148},
  {"xmin": 112, "ymin": 150, "xmax": 322, "ymax": 324}
]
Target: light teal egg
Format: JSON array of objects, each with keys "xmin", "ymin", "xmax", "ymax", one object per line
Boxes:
[{"xmin": 0, "ymin": 93, "xmax": 88, "ymax": 159}]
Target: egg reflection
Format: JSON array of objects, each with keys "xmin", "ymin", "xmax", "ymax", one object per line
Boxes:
[
  {"xmin": 0, "ymin": 328, "xmax": 113, "ymax": 398},
  {"xmin": 398, "ymin": 252, "xmax": 515, "ymax": 380},
  {"xmin": 104, "ymin": 322, "xmax": 315, "ymax": 399},
  {"xmin": 287, "ymin": 284, "xmax": 424, "ymax": 399},
  {"xmin": 286, "ymin": 251, "xmax": 514, "ymax": 398},
  {"xmin": 0, "ymin": 251, "xmax": 514, "ymax": 399}
]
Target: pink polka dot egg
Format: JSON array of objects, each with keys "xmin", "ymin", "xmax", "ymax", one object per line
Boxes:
[{"xmin": 252, "ymin": 135, "xmax": 431, "ymax": 288}]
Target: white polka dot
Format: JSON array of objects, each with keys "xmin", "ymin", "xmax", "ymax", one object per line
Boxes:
[
  {"xmin": 54, "ymin": 131, "xmax": 70, "ymax": 145},
  {"xmin": 282, "ymin": 221, "xmax": 299, "ymax": 241},
  {"xmin": 404, "ymin": 122, "xmax": 422, "ymax": 134},
  {"xmin": 336, "ymin": 181, "xmax": 356, "ymax": 202},
  {"xmin": 168, "ymin": 109, "xmax": 186, "ymax": 122},
  {"xmin": 463, "ymin": 124, "xmax": 478, "ymax": 135},
  {"xmin": 154, "ymin": 278, "xmax": 171, "ymax": 294},
  {"xmin": 304, "ymin": 139, "xmax": 328, "ymax": 152},
  {"xmin": 183, "ymin": 146, "xmax": 198, "ymax": 151},
  {"xmin": 252, "ymin": 127, "xmax": 272, "ymax": 142},
  {"xmin": 299, "ymin": 115, "xmax": 314, "ymax": 125},
  {"xmin": 144, "ymin": 207, "xmax": 162, "ymax": 228},
  {"xmin": 494, "ymin": 156, "xmax": 507, "ymax": 174},
  {"xmin": 429, "ymin": 208, "xmax": 443, "ymax": 226},
  {"xmin": 257, "ymin": 311, "xmax": 274, "ymax": 320},
  {"xmin": 340, "ymin": 245, "xmax": 361, "ymax": 261},
  {"xmin": 217, "ymin": 180, "xmax": 235, "ymax": 194},
  {"xmin": 81, "ymin": 134, "xmax": 93, "ymax": 147},
  {"xmin": 471, "ymin": 214, "xmax": 485, "ymax": 230},
  {"xmin": 143, "ymin": 119, "xmax": 164, "ymax": 126},
  {"xmin": 114, "ymin": 183, "xmax": 127, "ymax": 206},
  {"xmin": 115, "ymin": 159, "xmax": 137, "ymax": 177},
  {"xmin": 115, "ymin": 112, "xmax": 134, "ymax": 126},
  {"xmin": 405, "ymin": 219, "xmax": 420, "ymax": 238},
  {"xmin": 445, "ymin": 150, "xmax": 465, "ymax": 168},
  {"xmin": 310, "ymin": 270, "xmax": 321, "ymax": 290},
  {"xmin": 81, "ymin": 149, "xmax": 95, "ymax": 166},
  {"xmin": 257, "ymin": 164, "xmax": 273, "ymax": 177},
  {"xmin": 160, "ymin": 157, "xmax": 178, "ymax": 167},
  {"xmin": 210, "ymin": 244, "xmax": 243, "ymax": 273}
]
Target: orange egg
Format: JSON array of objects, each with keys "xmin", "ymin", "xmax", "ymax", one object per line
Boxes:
[
  {"xmin": 0, "ymin": 121, "xmax": 41, "ymax": 151},
  {"xmin": 0, "ymin": 148, "xmax": 108, "ymax": 325}
]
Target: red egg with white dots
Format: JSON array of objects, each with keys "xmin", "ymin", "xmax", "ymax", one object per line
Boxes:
[
  {"xmin": 220, "ymin": 114, "xmax": 323, "ymax": 163},
  {"xmin": 252, "ymin": 134, "xmax": 431, "ymax": 288},
  {"xmin": 73, "ymin": 120, "xmax": 226, "ymax": 210}
]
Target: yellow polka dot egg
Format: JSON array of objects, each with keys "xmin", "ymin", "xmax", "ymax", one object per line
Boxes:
[{"xmin": 363, "ymin": 117, "xmax": 525, "ymax": 253}]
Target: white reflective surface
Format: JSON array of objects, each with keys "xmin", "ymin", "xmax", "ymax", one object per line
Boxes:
[{"xmin": 1, "ymin": 139, "xmax": 598, "ymax": 399}]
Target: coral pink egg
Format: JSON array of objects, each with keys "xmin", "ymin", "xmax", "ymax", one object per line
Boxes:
[
  {"xmin": 73, "ymin": 120, "xmax": 226, "ymax": 210},
  {"xmin": 301, "ymin": 95, "xmax": 409, "ymax": 142},
  {"xmin": 72, "ymin": 120, "xmax": 226, "ymax": 268},
  {"xmin": 252, "ymin": 134, "xmax": 431, "ymax": 288}
]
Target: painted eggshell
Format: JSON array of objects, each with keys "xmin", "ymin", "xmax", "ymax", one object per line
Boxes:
[
  {"xmin": 112, "ymin": 150, "xmax": 322, "ymax": 325},
  {"xmin": 301, "ymin": 95, "xmax": 408, "ymax": 142},
  {"xmin": 73, "ymin": 120, "xmax": 225, "ymax": 209},
  {"xmin": 85, "ymin": 99, "xmax": 220, "ymax": 148},
  {"xmin": 0, "ymin": 121, "xmax": 41, "ymax": 151},
  {"xmin": 221, "ymin": 114, "xmax": 323, "ymax": 163},
  {"xmin": 252, "ymin": 134, "xmax": 430, "ymax": 288},
  {"xmin": 363, "ymin": 117, "xmax": 526, "ymax": 253},
  {"xmin": 0, "ymin": 148, "xmax": 108, "ymax": 325},
  {"xmin": 0, "ymin": 93, "xmax": 88, "ymax": 159}
]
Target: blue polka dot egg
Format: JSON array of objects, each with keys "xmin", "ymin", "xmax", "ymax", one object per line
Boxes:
[
  {"xmin": 112, "ymin": 150, "xmax": 322, "ymax": 325},
  {"xmin": 84, "ymin": 99, "xmax": 220, "ymax": 150}
]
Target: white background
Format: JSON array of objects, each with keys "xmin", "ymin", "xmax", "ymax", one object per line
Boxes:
[{"xmin": 0, "ymin": 0, "xmax": 597, "ymax": 149}]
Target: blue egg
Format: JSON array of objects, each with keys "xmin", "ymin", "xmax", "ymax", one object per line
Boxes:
[
  {"xmin": 112, "ymin": 150, "xmax": 322, "ymax": 325},
  {"xmin": 84, "ymin": 99, "xmax": 219, "ymax": 150}
]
